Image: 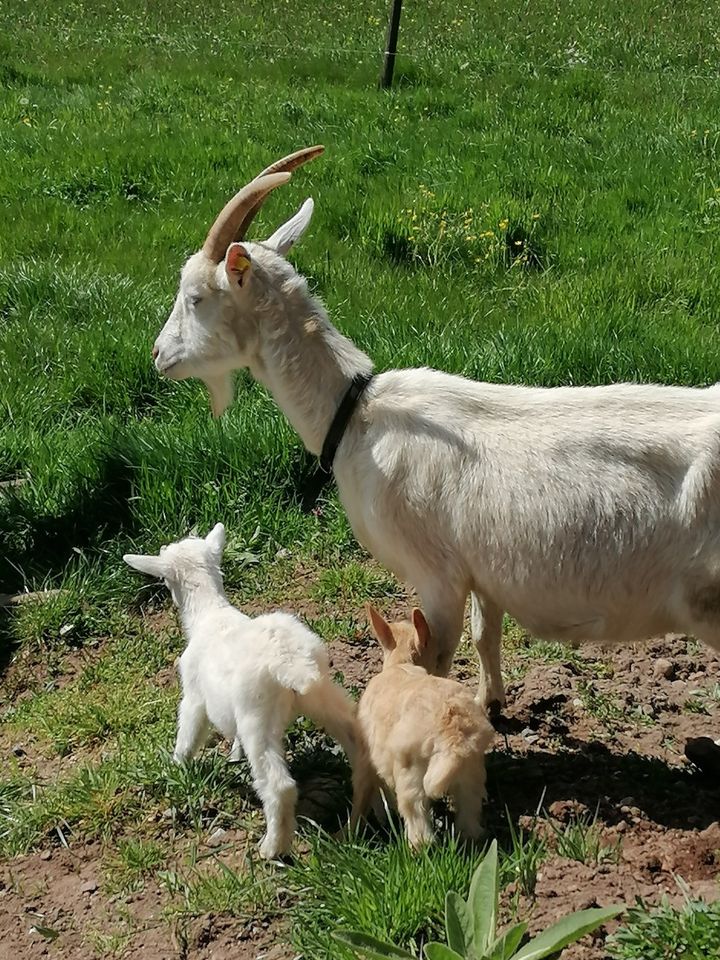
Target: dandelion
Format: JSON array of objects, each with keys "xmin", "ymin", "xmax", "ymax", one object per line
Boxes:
[
  {"xmin": 21, "ymin": 117, "xmax": 31, "ymax": 125},
  {"xmin": 532, "ymin": 212, "xmax": 540, "ymax": 220},
  {"xmin": 499, "ymin": 218, "xmax": 509, "ymax": 229}
]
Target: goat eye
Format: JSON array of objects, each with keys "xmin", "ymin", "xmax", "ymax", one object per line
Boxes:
[{"xmin": 190, "ymin": 296, "xmax": 203, "ymax": 307}]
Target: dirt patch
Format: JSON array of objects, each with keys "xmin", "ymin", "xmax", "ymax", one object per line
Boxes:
[
  {"xmin": 0, "ymin": 842, "xmax": 293, "ymax": 960},
  {"xmin": 486, "ymin": 635, "xmax": 720, "ymax": 958},
  {"xmin": 3, "ymin": 593, "xmax": 720, "ymax": 958}
]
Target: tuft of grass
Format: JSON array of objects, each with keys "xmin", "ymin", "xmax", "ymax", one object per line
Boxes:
[
  {"xmin": 550, "ymin": 810, "xmax": 621, "ymax": 866},
  {"xmin": 578, "ymin": 680, "xmax": 654, "ymax": 730},
  {"xmin": 607, "ymin": 896, "xmax": 720, "ymax": 960},
  {"xmin": 287, "ymin": 828, "xmax": 480, "ymax": 958},
  {"xmin": 311, "ymin": 561, "xmax": 401, "ymax": 604},
  {"xmin": 103, "ymin": 838, "xmax": 167, "ymax": 895},
  {"xmin": 502, "ymin": 812, "xmax": 548, "ymax": 898},
  {"xmin": 159, "ymin": 845, "xmax": 277, "ymax": 920}
]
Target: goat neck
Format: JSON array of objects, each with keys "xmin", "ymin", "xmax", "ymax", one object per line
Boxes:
[
  {"xmin": 247, "ymin": 259, "xmax": 373, "ymax": 456},
  {"xmin": 172, "ymin": 564, "xmax": 231, "ymax": 634}
]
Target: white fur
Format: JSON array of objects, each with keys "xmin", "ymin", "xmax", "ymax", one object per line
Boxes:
[
  {"xmin": 124, "ymin": 523, "xmax": 356, "ymax": 859},
  {"xmin": 153, "ymin": 190, "xmax": 720, "ymax": 712}
]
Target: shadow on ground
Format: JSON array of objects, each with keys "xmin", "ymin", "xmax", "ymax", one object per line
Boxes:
[{"xmin": 488, "ymin": 741, "xmax": 720, "ymax": 832}]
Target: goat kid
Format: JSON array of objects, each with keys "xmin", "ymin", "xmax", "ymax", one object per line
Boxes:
[
  {"xmin": 351, "ymin": 606, "xmax": 493, "ymax": 849},
  {"xmin": 123, "ymin": 523, "xmax": 356, "ymax": 860},
  {"xmin": 152, "ymin": 146, "xmax": 720, "ymax": 714}
]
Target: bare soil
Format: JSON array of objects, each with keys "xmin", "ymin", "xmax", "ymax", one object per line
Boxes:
[{"xmin": 2, "ymin": 620, "xmax": 719, "ymax": 959}]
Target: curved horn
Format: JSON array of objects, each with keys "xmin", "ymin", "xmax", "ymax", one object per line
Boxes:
[
  {"xmin": 202, "ymin": 172, "xmax": 291, "ymax": 262},
  {"xmin": 234, "ymin": 144, "xmax": 325, "ymax": 242}
]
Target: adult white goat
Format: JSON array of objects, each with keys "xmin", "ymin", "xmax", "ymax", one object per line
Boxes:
[{"xmin": 153, "ymin": 146, "xmax": 720, "ymax": 713}]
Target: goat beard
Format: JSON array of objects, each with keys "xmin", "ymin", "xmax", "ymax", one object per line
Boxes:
[{"xmin": 202, "ymin": 373, "xmax": 234, "ymax": 418}]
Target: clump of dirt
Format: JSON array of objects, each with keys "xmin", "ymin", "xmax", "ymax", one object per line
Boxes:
[
  {"xmin": 487, "ymin": 635, "xmax": 720, "ymax": 958},
  {"xmin": 0, "ymin": 841, "xmax": 293, "ymax": 960}
]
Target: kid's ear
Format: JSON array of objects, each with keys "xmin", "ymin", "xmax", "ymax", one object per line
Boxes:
[
  {"xmin": 366, "ymin": 604, "xmax": 396, "ymax": 652},
  {"xmin": 123, "ymin": 554, "xmax": 168, "ymax": 578},
  {"xmin": 411, "ymin": 608, "xmax": 432, "ymax": 654},
  {"xmin": 205, "ymin": 522, "xmax": 226, "ymax": 559},
  {"xmin": 225, "ymin": 243, "xmax": 252, "ymax": 287}
]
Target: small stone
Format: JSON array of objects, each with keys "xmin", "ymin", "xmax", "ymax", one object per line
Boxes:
[
  {"xmin": 59, "ymin": 624, "xmax": 75, "ymax": 638},
  {"xmin": 207, "ymin": 828, "xmax": 228, "ymax": 847},
  {"xmin": 80, "ymin": 880, "xmax": 98, "ymax": 894},
  {"xmin": 616, "ymin": 820, "xmax": 628, "ymax": 833},
  {"xmin": 653, "ymin": 658, "xmax": 675, "ymax": 680},
  {"xmin": 619, "ymin": 796, "xmax": 636, "ymax": 807},
  {"xmin": 39, "ymin": 850, "xmax": 51, "ymax": 861},
  {"xmin": 161, "ymin": 807, "xmax": 176, "ymax": 820},
  {"xmin": 275, "ymin": 547, "xmax": 291, "ymax": 560},
  {"xmin": 572, "ymin": 698, "xmax": 583, "ymax": 708}
]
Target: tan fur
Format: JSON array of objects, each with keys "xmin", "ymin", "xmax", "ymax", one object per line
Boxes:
[{"xmin": 351, "ymin": 606, "xmax": 494, "ymax": 849}]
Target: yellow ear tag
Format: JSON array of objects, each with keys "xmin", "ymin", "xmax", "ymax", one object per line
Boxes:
[{"xmin": 236, "ymin": 256, "xmax": 251, "ymax": 272}]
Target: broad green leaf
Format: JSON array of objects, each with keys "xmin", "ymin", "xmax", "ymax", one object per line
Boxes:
[
  {"xmin": 468, "ymin": 839, "xmax": 499, "ymax": 955},
  {"xmin": 333, "ymin": 931, "xmax": 416, "ymax": 959},
  {"xmin": 487, "ymin": 922, "xmax": 528, "ymax": 960},
  {"xmin": 29, "ymin": 925, "xmax": 59, "ymax": 941},
  {"xmin": 445, "ymin": 891, "xmax": 473, "ymax": 954},
  {"xmin": 424, "ymin": 943, "xmax": 465, "ymax": 960},
  {"xmin": 512, "ymin": 906, "xmax": 624, "ymax": 960}
]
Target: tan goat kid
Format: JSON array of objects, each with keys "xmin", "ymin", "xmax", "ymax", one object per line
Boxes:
[{"xmin": 350, "ymin": 606, "xmax": 494, "ymax": 848}]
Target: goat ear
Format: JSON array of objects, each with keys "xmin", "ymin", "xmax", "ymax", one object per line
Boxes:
[
  {"xmin": 202, "ymin": 373, "xmax": 234, "ymax": 418},
  {"xmin": 205, "ymin": 522, "xmax": 225, "ymax": 559},
  {"xmin": 123, "ymin": 554, "xmax": 168, "ymax": 578},
  {"xmin": 366, "ymin": 603, "xmax": 396, "ymax": 652},
  {"xmin": 225, "ymin": 243, "xmax": 252, "ymax": 287},
  {"xmin": 264, "ymin": 198, "xmax": 314, "ymax": 256},
  {"xmin": 411, "ymin": 608, "xmax": 432, "ymax": 655}
]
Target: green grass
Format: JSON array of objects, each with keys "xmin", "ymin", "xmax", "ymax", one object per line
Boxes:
[
  {"xmin": 287, "ymin": 828, "xmax": 481, "ymax": 958},
  {"xmin": 606, "ymin": 897, "xmax": 720, "ymax": 960},
  {"xmin": 550, "ymin": 810, "xmax": 621, "ymax": 866},
  {"xmin": 5, "ymin": 0, "xmax": 720, "ymax": 615},
  {"xmin": 3, "ymin": 0, "xmax": 720, "ymax": 953},
  {"xmin": 103, "ymin": 837, "xmax": 168, "ymax": 895}
]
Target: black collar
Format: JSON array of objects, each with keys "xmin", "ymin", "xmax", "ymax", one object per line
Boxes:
[{"xmin": 319, "ymin": 372, "xmax": 374, "ymax": 473}]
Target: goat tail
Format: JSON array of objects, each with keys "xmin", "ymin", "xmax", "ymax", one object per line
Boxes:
[
  {"xmin": 424, "ymin": 697, "xmax": 494, "ymax": 799},
  {"xmin": 423, "ymin": 751, "xmax": 463, "ymax": 800},
  {"xmin": 268, "ymin": 651, "xmax": 326, "ymax": 696}
]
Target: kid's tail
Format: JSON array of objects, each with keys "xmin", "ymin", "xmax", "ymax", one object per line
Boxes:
[{"xmin": 423, "ymin": 700, "xmax": 494, "ymax": 798}]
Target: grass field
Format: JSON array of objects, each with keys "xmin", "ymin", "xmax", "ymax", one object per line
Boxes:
[{"xmin": 2, "ymin": 1, "xmax": 720, "ymax": 957}]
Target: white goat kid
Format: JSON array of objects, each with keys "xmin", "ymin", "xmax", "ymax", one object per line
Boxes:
[
  {"xmin": 152, "ymin": 146, "xmax": 720, "ymax": 713},
  {"xmin": 123, "ymin": 523, "xmax": 356, "ymax": 860}
]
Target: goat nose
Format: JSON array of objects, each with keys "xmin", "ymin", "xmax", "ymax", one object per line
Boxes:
[{"xmin": 152, "ymin": 345, "xmax": 159, "ymax": 360}]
